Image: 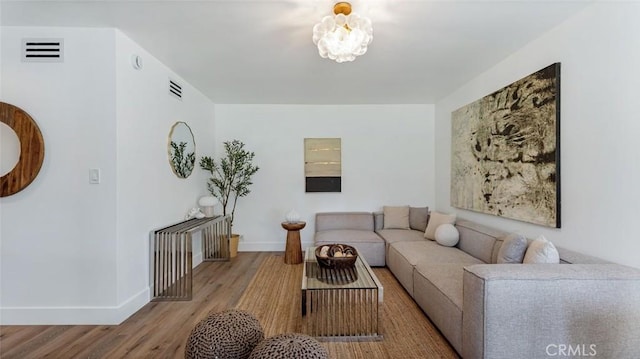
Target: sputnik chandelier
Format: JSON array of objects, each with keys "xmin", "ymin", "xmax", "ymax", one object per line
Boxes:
[{"xmin": 312, "ymin": 2, "xmax": 373, "ymax": 63}]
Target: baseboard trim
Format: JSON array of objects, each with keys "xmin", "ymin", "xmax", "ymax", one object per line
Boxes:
[
  {"xmin": 238, "ymin": 241, "xmax": 314, "ymax": 252},
  {"xmin": 0, "ymin": 287, "xmax": 150, "ymax": 325},
  {"xmin": 193, "ymin": 251, "xmax": 203, "ymax": 267}
]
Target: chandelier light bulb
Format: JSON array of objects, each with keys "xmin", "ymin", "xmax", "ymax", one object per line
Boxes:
[{"xmin": 312, "ymin": 2, "xmax": 373, "ymax": 63}]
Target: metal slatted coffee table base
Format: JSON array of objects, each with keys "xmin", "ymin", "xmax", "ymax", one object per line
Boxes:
[{"xmin": 302, "ymin": 247, "xmax": 383, "ymax": 341}]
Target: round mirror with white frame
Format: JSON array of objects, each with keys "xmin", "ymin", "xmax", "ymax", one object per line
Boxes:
[{"xmin": 168, "ymin": 121, "xmax": 195, "ymax": 178}]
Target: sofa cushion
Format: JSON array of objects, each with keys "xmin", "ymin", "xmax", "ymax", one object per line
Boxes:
[
  {"xmin": 387, "ymin": 245, "xmax": 418, "ymax": 296},
  {"xmin": 414, "ymin": 262, "xmax": 480, "ymax": 311},
  {"xmin": 315, "ymin": 212, "xmax": 373, "ymax": 232},
  {"xmin": 523, "ymin": 235, "xmax": 560, "ymax": 264},
  {"xmin": 413, "ymin": 263, "xmax": 474, "ymax": 354},
  {"xmin": 424, "ymin": 212, "xmax": 456, "ymax": 240},
  {"xmin": 376, "ymin": 229, "xmax": 426, "ymax": 245},
  {"xmin": 383, "ymin": 206, "xmax": 410, "ymax": 229},
  {"xmin": 315, "ymin": 229, "xmax": 383, "ymax": 244},
  {"xmin": 455, "ymin": 219, "xmax": 506, "ymax": 264},
  {"xmin": 391, "ymin": 240, "xmax": 483, "ymax": 266},
  {"xmin": 409, "ymin": 206, "xmax": 429, "ymax": 232},
  {"xmin": 497, "ymin": 233, "xmax": 528, "ymax": 263}
]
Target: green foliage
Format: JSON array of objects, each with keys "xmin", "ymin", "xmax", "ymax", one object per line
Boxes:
[
  {"xmin": 170, "ymin": 141, "xmax": 195, "ymax": 178},
  {"xmin": 199, "ymin": 140, "xmax": 259, "ymax": 227}
]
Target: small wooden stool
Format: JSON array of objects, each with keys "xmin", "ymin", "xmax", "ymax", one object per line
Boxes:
[{"xmin": 281, "ymin": 221, "xmax": 306, "ymax": 265}]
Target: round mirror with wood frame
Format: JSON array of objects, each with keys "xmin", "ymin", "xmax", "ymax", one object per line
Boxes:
[{"xmin": 0, "ymin": 102, "xmax": 45, "ymax": 197}]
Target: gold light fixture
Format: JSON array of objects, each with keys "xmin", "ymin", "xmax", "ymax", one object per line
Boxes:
[{"xmin": 312, "ymin": 2, "xmax": 373, "ymax": 63}]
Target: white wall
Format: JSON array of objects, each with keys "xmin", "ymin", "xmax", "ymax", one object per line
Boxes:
[
  {"xmin": 0, "ymin": 27, "xmax": 215, "ymax": 324},
  {"xmin": 0, "ymin": 7, "xmax": 2, "ymax": 98},
  {"xmin": 114, "ymin": 30, "xmax": 215, "ymax": 306},
  {"xmin": 1, "ymin": 27, "xmax": 119, "ymax": 323},
  {"xmin": 434, "ymin": 2, "xmax": 640, "ymax": 269},
  {"xmin": 214, "ymin": 105, "xmax": 435, "ymax": 251}
]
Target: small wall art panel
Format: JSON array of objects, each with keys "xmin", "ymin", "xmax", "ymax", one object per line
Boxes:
[
  {"xmin": 304, "ymin": 138, "xmax": 341, "ymax": 192},
  {"xmin": 451, "ymin": 63, "xmax": 561, "ymax": 228}
]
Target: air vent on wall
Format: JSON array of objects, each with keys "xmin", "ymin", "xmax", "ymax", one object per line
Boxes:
[
  {"xmin": 169, "ymin": 79, "xmax": 183, "ymax": 100},
  {"xmin": 22, "ymin": 38, "xmax": 64, "ymax": 62}
]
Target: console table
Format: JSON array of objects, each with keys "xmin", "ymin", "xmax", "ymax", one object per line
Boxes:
[{"xmin": 150, "ymin": 216, "xmax": 231, "ymax": 301}]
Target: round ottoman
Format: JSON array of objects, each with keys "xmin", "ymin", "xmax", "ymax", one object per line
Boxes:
[
  {"xmin": 185, "ymin": 309, "xmax": 264, "ymax": 359},
  {"xmin": 249, "ymin": 333, "xmax": 329, "ymax": 359}
]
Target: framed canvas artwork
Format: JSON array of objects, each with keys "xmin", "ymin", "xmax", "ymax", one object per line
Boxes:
[
  {"xmin": 451, "ymin": 63, "xmax": 561, "ymax": 228},
  {"xmin": 304, "ymin": 138, "xmax": 341, "ymax": 192}
]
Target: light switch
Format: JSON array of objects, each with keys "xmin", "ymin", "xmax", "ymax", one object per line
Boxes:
[{"xmin": 89, "ymin": 168, "xmax": 101, "ymax": 184}]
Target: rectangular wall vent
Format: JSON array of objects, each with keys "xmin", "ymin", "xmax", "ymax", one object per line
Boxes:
[
  {"xmin": 22, "ymin": 38, "xmax": 64, "ymax": 62},
  {"xmin": 169, "ymin": 79, "xmax": 183, "ymax": 100}
]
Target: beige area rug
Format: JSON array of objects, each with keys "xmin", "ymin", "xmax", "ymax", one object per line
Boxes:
[{"xmin": 235, "ymin": 255, "xmax": 459, "ymax": 359}]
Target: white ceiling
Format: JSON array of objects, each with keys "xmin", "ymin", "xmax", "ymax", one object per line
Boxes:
[{"xmin": 1, "ymin": 0, "xmax": 591, "ymax": 104}]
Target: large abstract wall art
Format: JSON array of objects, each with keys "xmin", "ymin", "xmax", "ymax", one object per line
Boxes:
[{"xmin": 451, "ymin": 63, "xmax": 560, "ymax": 228}]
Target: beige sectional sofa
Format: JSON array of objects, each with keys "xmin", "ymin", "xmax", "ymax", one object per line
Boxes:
[{"xmin": 314, "ymin": 211, "xmax": 640, "ymax": 359}]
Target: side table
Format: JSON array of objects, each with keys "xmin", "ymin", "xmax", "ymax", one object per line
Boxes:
[{"xmin": 281, "ymin": 221, "xmax": 306, "ymax": 265}]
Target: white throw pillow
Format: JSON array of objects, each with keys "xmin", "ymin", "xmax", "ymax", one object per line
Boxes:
[
  {"xmin": 523, "ymin": 235, "xmax": 560, "ymax": 264},
  {"xmin": 424, "ymin": 211, "xmax": 456, "ymax": 240},
  {"xmin": 383, "ymin": 206, "xmax": 410, "ymax": 229},
  {"xmin": 435, "ymin": 224, "xmax": 459, "ymax": 247}
]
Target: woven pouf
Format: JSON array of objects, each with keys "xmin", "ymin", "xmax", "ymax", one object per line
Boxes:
[
  {"xmin": 185, "ymin": 309, "xmax": 264, "ymax": 359},
  {"xmin": 248, "ymin": 333, "xmax": 329, "ymax": 359}
]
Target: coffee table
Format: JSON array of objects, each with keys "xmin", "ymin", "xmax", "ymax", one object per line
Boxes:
[{"xmin": 301, "ymin": 246, "xmax": 383, "ymax": 341}]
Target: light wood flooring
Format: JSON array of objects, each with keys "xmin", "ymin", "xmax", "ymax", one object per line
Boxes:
[{"xmin": 0, "ymin": 252, "xmax": 456, "ymax": 358}]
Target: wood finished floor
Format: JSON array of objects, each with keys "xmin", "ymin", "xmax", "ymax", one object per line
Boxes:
[{"xmin": 0, "ymin": 252, "xmax": 456, "ymax": 358}]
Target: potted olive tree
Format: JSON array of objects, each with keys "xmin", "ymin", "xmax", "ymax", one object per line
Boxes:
[{"xmin": 199, "ymin": 140, "xmax": 259, "ymax": 258}]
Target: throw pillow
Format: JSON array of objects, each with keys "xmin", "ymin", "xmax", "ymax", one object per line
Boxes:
[
  {"xmin": 435, "ymin": 224, "xmax": 459, "ymax": 247},
  {"xmin": 424, "ymin": 211, "xmax": 456, "ymax": 240},
  {"xmin": 497, "ymin": 233, "xmax": 528, "ymax": 263},
  {"xmin": 523, "ymin": 235, "xmax": 560, "ymax": 264},
  {"xmin": 409, "ymin": 206, "xmax": 429, "ymax": 232},
  {"xmin": 383, "ymin": 206, "xmax": 410, "ymax": 229}
]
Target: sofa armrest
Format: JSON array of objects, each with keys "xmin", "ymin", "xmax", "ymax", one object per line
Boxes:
[{"xmin": 462, "ymin": 264, "xmax": 640, "ymax": 359}]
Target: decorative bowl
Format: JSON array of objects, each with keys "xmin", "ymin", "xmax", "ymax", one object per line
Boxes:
[{"xmin": 315, "ymin": 244, "xmax": 358, "ymax": 269}]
